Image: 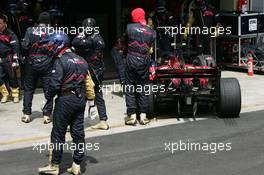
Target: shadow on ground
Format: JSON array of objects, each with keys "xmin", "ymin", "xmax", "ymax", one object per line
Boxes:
[
  {"xmin": 30, "ymin": 111, "xmax": 47, "ymax": 121},
  {"xmin": 41, "ymin": 152, "xmax": 98, "ymax": 174},
  {"xmin": 155, "ymin": 102, "xmax": 240, "ymax": 126}
]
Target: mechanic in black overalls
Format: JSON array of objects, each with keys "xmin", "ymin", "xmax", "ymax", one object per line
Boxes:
[
  {"xmin": 124, "ymin": 8, "xmax": 156, "ymax": 126},
  {"xmin": 0, "ymin": 13, "xmax": 20, "ymax": 103},
  {"xmin": 16, "ymin": 0, "xmax": 34, "ymax": 38},
  {"xmin": 154, "ymin": 0, "xmax": 177, "ymax": 59},
  {"xmin": 38, "ymin": 32, "xmax": 95, "ymax": 175},
  {"xmin": 111, "ymin": 37, "xmax": 127, "ymax": 86},
  {"xmin": 21, "ymin": 12, "xmax": 53, "ymax": 124},
  {"xmin": 191, "ymin": 0, "xmax": 218, "ymax": 54},
  {"xmin": 16, "ymin": 0, "xmax": 34, "ymax": 88},
  {"xmin": 72, "ymin": 18, "xmax": 109, "ymax": 130}
]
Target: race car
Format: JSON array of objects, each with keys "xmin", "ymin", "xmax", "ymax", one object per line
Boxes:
[{"xmin": 148, "ymin": 51, "xmax": 241, "ymax": 118}]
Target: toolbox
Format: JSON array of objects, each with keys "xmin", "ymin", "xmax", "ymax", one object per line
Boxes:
[{"xmin": 219, "ymin": 12, "xmax": 264, "ymax": 36}]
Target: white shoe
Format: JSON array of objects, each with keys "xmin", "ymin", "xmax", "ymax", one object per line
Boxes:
[
  {"xmin": 43, "ymin": 116, "xmax": 52, "ymax": 124},
  {"xmin": 139, "ymin": 113, "xmax": 150, "ymax": 125},
  {"xmin": 125, "ymin": 114, "xmax": 137, "ymax": 126},
  {"xmin": 67, "ymin": 162, "xmax": 81, "ymax": 175},
  {"xmin": 1, "ymin": 96, "xmax": 8, "ymax": 103},
  {"xmin": 38, "ymin": 164, "xmax": 59, "ymax": 175},
  {"xmin": 13, "ymin": 97, "xmax": 19, "ymax": 103},
  {"xmin": 21, "ymin": 114, "xmax": 31, "ymax": 123},
  {"xmin": 91, "ymin": 120, "xmax": 109, "ymax": 130}
]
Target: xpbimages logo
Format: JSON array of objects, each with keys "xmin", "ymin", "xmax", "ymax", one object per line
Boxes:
[
  {"xmin": 164, "ymin": 140, "xmax": 232, "ymax": 154},
  {"xmin": 32, "ymin": 26, "xmax": 100, "ymax": 36},
  {"xmin": 98, "ymin": 82, "xmax": 166, "ymax": 95},
  {"xmin": 158, "ymin": 24, "xmax": 232, "ymax": 37},
  {"xmin": 32, "ymin": 141, "xmax": 100, "ymax": 154}
]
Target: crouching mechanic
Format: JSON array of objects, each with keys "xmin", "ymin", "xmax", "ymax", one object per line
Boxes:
[
  {"xmin": 125, "ymin": 8, "xmax": 156, "ymax": 125},
  {"xmin": 38, "ymin": 32, "xmax": 95, "ymax": 175},
  {"xmin": 72, "ymin": 18, "xmax": 109, "ymax": 130},
  {"xmin": 0, "ymin": 13, "xmax": 20, "ymax": 103}
]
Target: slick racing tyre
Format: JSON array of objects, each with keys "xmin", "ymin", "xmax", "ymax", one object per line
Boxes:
[{"xmin": 217, "ymin": 78, "xmax": 241, "ymax": 118}]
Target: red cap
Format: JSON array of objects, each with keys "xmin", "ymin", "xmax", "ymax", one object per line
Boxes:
[{"xmin": 131, "ymin": 8, "xmax": 146, "ymax": 25}]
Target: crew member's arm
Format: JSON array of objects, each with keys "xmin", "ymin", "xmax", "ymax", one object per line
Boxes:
[
  {"xmin": 94, "ymin": 35, "xmax": 105, "ymax": 51},
  {"xmin": 46, "ymin": 59, "xmax": 64, "ymax": 100},
  {"xmin": 149, "ymin": 30, "xmax": 157, "ymax": 55},
  {"xmin": 84, "ymin": 70, "xmax": 95, "ymax": 100},
  {"xmin": 10, "ymin": 31, "xmax": 20, "ymax": 58},
  {"xmin": 21, "ymin": 28, "xmax": 31, "ymax": 52}
]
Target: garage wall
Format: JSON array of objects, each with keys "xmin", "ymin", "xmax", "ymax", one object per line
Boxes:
[{"xmin": 252, "ymin": 0, "xmax": 264, "ymax": 12}]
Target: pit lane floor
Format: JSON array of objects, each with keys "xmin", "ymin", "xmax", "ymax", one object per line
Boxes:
[
  {"xmin": 0, "ymin": 71, "xmax": 264, "ymax": 151},
  {"xmin": 0, "ymin": 110, "xmax": 264, "ymax": 175}
]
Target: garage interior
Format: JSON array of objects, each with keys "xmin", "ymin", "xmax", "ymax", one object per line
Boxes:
[{"xmin": 1, "ymin": 0, "xmax": 264, "ymax": 76}]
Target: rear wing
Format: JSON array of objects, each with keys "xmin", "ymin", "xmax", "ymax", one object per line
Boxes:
[{"xmin": 155, "ymin": 68, "xmax": 221, "ymax": 79}]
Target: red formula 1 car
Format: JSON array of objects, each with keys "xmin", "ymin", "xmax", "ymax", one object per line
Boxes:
[{"xmin": 148, "ymin": 52, "xmax": 241, "ymax": 118}]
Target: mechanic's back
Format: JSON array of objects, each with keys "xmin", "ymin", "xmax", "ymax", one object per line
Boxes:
[
  {"xmin": 22, "ymin": 12, "xmax": 51, "ymax": 52},
  {"xmin": 126, "ymin": 22, "xmax": 156, "ymax": 57},
  {"xmin": 39, "ymin": 33, "xmax": 95, "ymax": 175},
  {"xmin": 21, "ymin": 12, "xmax": 54, "ymax": 124},
  {"xmin": 49, "ymin": 51, "xmax": 89, "ymax": 94},
  {"xmin": 21, "ymin": 12, "xmax": 54, "ymax": 71}
]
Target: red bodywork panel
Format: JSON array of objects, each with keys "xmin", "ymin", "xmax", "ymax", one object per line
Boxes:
[{"xmin": 149, "ymin": 57, "xmax": 217, "ymax": 89}]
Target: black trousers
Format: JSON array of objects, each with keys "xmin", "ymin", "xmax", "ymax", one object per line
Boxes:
[
  {"xmin": 111, "ymin": 48, "xmax": 126, "ymax": 85},
  {"xmin": 0, "ymin": 58, "xmax": 18, "ymax": 88},
  {"xmin": 22, "ymin": 62, "xmax": 53, "ymax": 116},
  {"xmin": 18, "ymin": 60, "xmax": 26, "ymax": 88},
  {"xmin": 125, "ymin": 54, "xmax": 150, "ymax": 116},
  {"xmin": 93, "ymin": 67, "xmax": 108, "ymax": 121},
  {"xmin": 51, "ymin": 93, "xmax": 86, "ymax": 165}
]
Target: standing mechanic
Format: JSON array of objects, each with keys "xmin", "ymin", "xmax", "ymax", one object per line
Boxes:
[
  {"xmin": 124, "ymin": 8, "xmax": 156, "ymax": 126},
  {"xmin": 154, "ymin": 0, "xmax": 177, "ymax": 59},
  {"xmin": 0, "ymin": 13, "xmax": 20, "ymax": 103},
  {"xmin": 21, "ymin": 12, "xmax": 53, "ymax": 123},
  {"xmin": 185, "ymin": 0, "xmax": 218, "ymax": 54},
  {"xmin": 72, "ymin": 18, "xmax": 109, "ymax": 130},
  {"xmin": 38, "ymin": 32, "xmax": 95, "ymax": 175},
  {"xmin": 111, "ymin": 37, "xmax": 127, "ymax": 86}
]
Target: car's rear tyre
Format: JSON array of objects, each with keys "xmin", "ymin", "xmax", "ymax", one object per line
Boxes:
[
  {"xmin": 217, "ymin": 78, "xmax": 241, "ymax": 118},
  {"xmin": 192, "ymin": 55, "xmax": 217, "ymax": 67}
]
